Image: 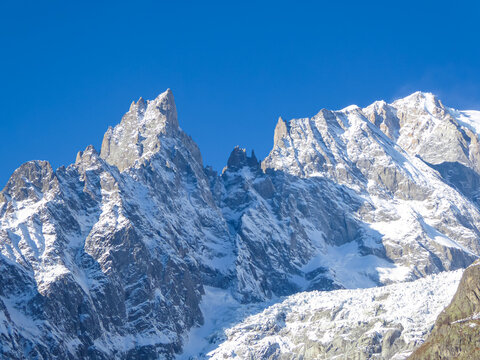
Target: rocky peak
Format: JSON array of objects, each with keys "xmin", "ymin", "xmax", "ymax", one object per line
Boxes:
[
  {"xmin": 142, "ymin": 88, "xmax": 178, "ymax": 131},
  {"xmin": 392, "ymin": 91, "xmax": 445, "ymax": 117},
  {"xmin": 374, "ymin": 92, "xmax": 478, "ymax": 169},
  {"xmin": 75, "ymin": 145, "xmax": 103, "ymax": 172},
  {"xmin": 1, "ymin": 160, "xmax": 57, "ymax": 202},
  {"xmin": 128, "ymin": 96, "xmax": 147, "ymax": 115},
  {"xmin": 224, "ymin": 146, "xmax": 260, "ymax": 172},
  {"xmin": 100, "ymin": 89, "xmax": 180, "ymax": 172},
  {"xmin": 273, "ymin": 116, "xmax": 290, "ymax": 148}
]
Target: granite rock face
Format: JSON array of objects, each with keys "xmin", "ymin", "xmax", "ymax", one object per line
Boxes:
[
  {"xmin": 100, "ymin": 89, "xmax": 182, "ymax": 171},
  {"xmin": 1, "ymin": 90, "xmax": 480, "ymax": 359}
]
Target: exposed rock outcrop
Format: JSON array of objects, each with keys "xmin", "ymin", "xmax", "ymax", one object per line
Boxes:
[{"xmin": 409, "ymin": 260, "xmax": 480, "ymax": 360}]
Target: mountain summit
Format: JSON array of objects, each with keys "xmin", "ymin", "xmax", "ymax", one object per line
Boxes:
[
  {"xmin": 1, "ymin": 90, "xmax": 480, "ymax": 359},
  {"xmin": 100, "ymin": 89, "xmax": 180, "ymax": 171}
]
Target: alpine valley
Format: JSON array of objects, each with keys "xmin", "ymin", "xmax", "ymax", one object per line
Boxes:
[{"xmin": 1, "ymin": 89, "xmax": 480, "ymax": 359}]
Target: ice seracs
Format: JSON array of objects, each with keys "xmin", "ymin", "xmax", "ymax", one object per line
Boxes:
[{"xmin": 207, "ymin": 270, "xmax": 463, "ymax": 360}]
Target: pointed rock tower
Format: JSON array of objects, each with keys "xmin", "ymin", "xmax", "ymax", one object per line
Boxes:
[{"xmin": 100, "ymin": 89, "xmax": 179, "ymax": 171}]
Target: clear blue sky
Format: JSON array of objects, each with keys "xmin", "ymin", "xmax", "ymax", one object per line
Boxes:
[{"xmin": 1, "ymin": 0, "xmax": 480, "ymax": 186}]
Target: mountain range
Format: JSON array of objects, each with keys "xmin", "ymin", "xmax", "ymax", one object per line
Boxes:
[{"xmin": 1, "ymin": 89, "xmax": 480, "ymax": 359}]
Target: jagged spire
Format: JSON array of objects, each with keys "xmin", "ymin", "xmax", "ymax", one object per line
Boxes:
[
  {"xmin": 226, "ymin": 146, "xmax": 248, "ymax": 170},
  {"xmin": 273, "ymin": 116, "xmax": 289, "ymax": 148},
  {"xmin": 1, "ymin": 160, "xmax": 57, "ymax": 201},
  {"xmin": 75, "ymin": 145, "xmax": 101, "ymax": 173},
  {"xmin": 100, "ymin": 89, "xmax": 179, "ymax": 172},
  {"xmin": 148, "ymin": 88, "xmax": 178, "ymax": 131},
  {"xmin": 225, "ymin": 146, "xmax": 260, "ymax": 172}
]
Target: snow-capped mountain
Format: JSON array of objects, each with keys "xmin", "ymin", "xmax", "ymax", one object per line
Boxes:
[{"xmin": 0, "ymin": 89, "xmax": 479, "ymax": 359}]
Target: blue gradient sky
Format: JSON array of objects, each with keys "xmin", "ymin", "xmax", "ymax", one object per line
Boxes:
[{"xmin": 1, "ymin": 0, "xmax": 480, "ymax": 186}]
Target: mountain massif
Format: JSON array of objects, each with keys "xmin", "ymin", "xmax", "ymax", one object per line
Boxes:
[{"xmin": 1, "ymin": 89, "xmax": 480, "ymax": 359}]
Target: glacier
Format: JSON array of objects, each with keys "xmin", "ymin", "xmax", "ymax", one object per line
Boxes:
[{"xmin": 206, "ymin": 270, "xmax": 463, "ymax": 360}]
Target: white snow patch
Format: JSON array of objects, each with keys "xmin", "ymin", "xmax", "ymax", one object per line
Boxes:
[{"xmin": 453, "ymin": 110, "xmax": 480, "ymax": 135}]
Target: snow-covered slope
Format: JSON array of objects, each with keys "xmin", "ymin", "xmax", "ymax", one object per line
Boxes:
[
  {"xmin": 0, "ymin": 90, "xmax": 479, "ymax": 359},
  {"xmin": 263, "ymin": 93, "xmax": 480, "ymax": 279},
  {"xmin": 452, "ymin": 109, "xmax": 480, "ymax": 136},
  {"xmin": 207, "ymin": 270, "xmax": 463, "ymax": 360}
]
